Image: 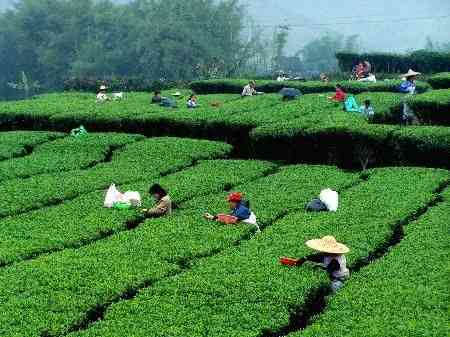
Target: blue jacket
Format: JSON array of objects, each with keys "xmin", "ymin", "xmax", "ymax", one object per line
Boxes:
[
  {"xmin": 399, "ymin": 80, "xmax": 416, "ymax": 94},
  {"xmin": 231, "ymin": 202, "xmax": 251, "ymax": 220}
]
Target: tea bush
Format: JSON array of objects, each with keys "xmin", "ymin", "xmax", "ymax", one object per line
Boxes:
[
  {"xmin": 0, "ymin": 133, "xmax": 140, "ymax": 182},
  {"xmin": 0, "ymin": 131, "xmax": 63, "ymax": 160},
  {"xmin": 295, "ymin": 189, "xmax": 450, "ymax": 337},
  {"xmin": 65, "ymin": 167, "xmax": 448, "ymax": 337},
  {"xmin": 0, "ymin": 137, "xmax": 231, "ymax": 217},
  {"xmin": 428, "ymin": 72, "xmax": 450, "ymax": 89}
]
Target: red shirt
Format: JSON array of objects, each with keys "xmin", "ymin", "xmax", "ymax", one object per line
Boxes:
[{"xmin": 332, "ymin": 88, "xmax": 346, "ymax": 102}]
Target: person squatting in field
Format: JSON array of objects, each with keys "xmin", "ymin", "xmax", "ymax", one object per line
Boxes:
[
  {"xmin": 204, "ymin": 192, "xmax": 260, "ymax": 232},
  {"xmin": 302, "ymin": 236, "xmax": 350, "ymax": 293},
  {"xmin": 142, "ymin": 184, "xmax": 172, "ymax": 217},
  {"xmin": 282, "ymin": 236, "xmax": 350, "ymax": 293},
  {"xmin": 328, "ymin": 84, "xmax": 347, "ymax": 102},
  {"xmin": 241, "ymin": 80, "xmax": 257, "ymax": 97}
]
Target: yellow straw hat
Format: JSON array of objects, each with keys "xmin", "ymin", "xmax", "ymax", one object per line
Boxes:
[{"xmin": 306, "ymin": 236, "xmax": 350, "ymax": 254}]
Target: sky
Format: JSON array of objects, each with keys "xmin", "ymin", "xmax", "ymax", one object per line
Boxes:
[{"xmin": 1, "ymin": 0, "xmax": 449, "ymax": 53}]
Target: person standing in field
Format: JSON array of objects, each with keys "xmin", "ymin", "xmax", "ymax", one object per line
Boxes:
[
  {"xmin": 142, "ymin": 184, "xmax": 172, "ymax": 217},
  {"xmin": 399, "ymin": 69, "xmax": 421, "ymax": 124},
  {"xmin": 399, "ymin": 69, "xmax": 421, "ymax": 95},
  {"xmin": 241, "ymin": 80, "xmax": 257, "ymax": 97}
]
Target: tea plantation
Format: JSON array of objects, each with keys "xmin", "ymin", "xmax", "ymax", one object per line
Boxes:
[{"xmin": 0, "ymin": 77, "xmax": 448, "ymax": 337}]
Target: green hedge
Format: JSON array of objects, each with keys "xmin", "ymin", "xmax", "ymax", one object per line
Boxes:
[
  {"xmin": 0, "ymin": 159, "xmax": 274, "ymax": 266},
  {"xmin": 0, "ymin": 133, "xmax": 138, "ymax": 182},
  {"xmin": 407, "ymin": 89, "xmax": 450, "ymax": 125},
  {"xmin": 0, "ymin": 137, "xmax": 231, "ymax": 218},
  {"xmin": 0, "ymin": 131, "xmax": 63, "ymax": 161},
  {"xmin": 65, "ymin": 167, "xmax": 448, "ymax": 337},
  {"xmin": 251, "ymin": 123, "xmax": 450, "ymax": 169},
  {"xmin": 189, "ymin": 79, "xmax": 431, "ymax": 95},
  {"xmin": 296, "ymin": 188, "xmax": 450, "ymax": 337},
  {"xmin": 1, "ymin": 92, "xmax": 448, "ymax": 169},
  {"xmin": 336, "ymin": 51, "xmax": 450, "ymax": 74},
  {"xmin": 0, "ymin": 165, "xmax": 356, "ymax": 337},
  {"xmin": 428, "ymin": 72, "xmax": 450, "ymax": 89}
]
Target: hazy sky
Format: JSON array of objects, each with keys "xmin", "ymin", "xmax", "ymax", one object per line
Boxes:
[
  {"xmin": 1, "ymin": 0, "xmax": 449, "ymax": 53},
  {"xmin": 241, "ymin": 0, "xmax": 450, "ymax": 53}
]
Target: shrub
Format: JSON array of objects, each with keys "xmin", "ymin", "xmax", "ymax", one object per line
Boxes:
[
  {"xmin": 336, "ymin": 51, "xmax": 450, "ymax": 74},
  {"xmin": 0, "ymin": 159, "xmax": 275, "ymax": 266},
  {"xmin": 189, "ymin": 79, "xmax": 430, "ymax": 95},
  {"xmin": 63, "ymin": 167, "xmax": 448, "ymax": 337},
  {"xmin": 0, "ymin": 131, "xmax": 63, "ymax": 160},
  {"xmin": 407, "ymin": 89, "xmax": 450, "ymax": 125},
  {"xmin": 297, "ymin": 190, "xmax": 450, "ymax": 337},
  {"xmin": 428, "ymin": 72, "xmax": 450, "ymax": 89}
]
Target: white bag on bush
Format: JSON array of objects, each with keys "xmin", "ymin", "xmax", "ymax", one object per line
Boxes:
[
  {"xmin": 104, "ymin": 184, "xmax": 124, "ymax": 208},
  {"xmin": 123, "ymin": 191, "xmax": 142, "ymax": 207},
  {"xmin": 243, "ymin": 212, "xmax": 261, "ymax": 233},
  {"xmin": 319, "ymin": 189, "xmax": 339, "ymax": 212}
]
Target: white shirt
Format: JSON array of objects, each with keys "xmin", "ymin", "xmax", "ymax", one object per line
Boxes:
[
  {"xmin": 242, "ymin": 84, "xmax": 256, "ymax": 97},
  {"xmin": 324, "ymin": 255, "xmax": 349, "ymax": 280},
  {"xmin": 96, "ymin": 92, "xmax": 109, "ymax": 102}
]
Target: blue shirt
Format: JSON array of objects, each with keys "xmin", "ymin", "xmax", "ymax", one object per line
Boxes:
[
  {"xmin": 231, "ymin": 202, "xmax": 251, "ymax": 220},
  {"xmin": 399, "ymin": 80, "xmax": 416, "ymax": 94}
]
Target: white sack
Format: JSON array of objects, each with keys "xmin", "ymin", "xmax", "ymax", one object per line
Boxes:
[
  {"xmin": 104, "ymin": 184, "xmax": 124, "ymax": 208},
  {"xmin": 319, "ymin": 189, "xmax": 339, "ymax": 212},
  {"xmin": 243, "ymin": 212, "xmax": 261, "ymax": 233}
]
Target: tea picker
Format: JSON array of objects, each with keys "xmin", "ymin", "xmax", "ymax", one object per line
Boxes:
[
  {"xmin": 204, "ymin": 192, "xmax": 260, "ymax": 233},
  {"xmin": 306, "ymin": 189, "xmax": 339, "ymax": 212},
  {"xmin": 280, "ymin": 236, "xmax": 350, "ymax": 293},
  {"xmin": 141, "ymin": 184, "xmax": 172, "ymax": 218},
  {"xmin": 70, "ymin": 125, "xmax": 88, "ymax": 138}
]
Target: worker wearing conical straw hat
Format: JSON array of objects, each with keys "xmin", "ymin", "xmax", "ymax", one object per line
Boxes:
[{"xmin": 305, "ymin": 235, "xmax": 350, "ymax": 293}]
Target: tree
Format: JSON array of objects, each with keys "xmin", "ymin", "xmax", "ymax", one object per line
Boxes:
[{"xmin": 272, "ymin": 25, "xmax": 290, "ymax": 71}]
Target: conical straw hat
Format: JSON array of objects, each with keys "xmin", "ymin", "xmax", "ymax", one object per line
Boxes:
[
  {"xmin": 401, "ymin": 69, "xmax": 421, "ymax": 78},
  {"xmin": 306, "ymin": 236, "xmax": 350, "ymax": 254}
]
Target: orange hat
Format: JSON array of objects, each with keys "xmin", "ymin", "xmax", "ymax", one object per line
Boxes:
[{"xmin": 227, "ymin": 192, "xmax": 243, "ymax": 203}]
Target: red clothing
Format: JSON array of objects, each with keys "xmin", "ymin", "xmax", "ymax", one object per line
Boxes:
[{"xmin": 331, "ymin": 88, "xmax": 346, "ymax": 102}]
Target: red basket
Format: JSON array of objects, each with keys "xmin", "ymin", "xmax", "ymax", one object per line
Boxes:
[
  {"xmin": 217, "ymin": 214, "xmax": 239, "ymax": 225},
  {"xmin": 280, "ymin": 257, "xmax": 301, "ymax": 267}
]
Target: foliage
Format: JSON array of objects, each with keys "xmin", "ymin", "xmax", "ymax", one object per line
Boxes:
[
  {"xmin": 0, "ymin": 89, "xmax": 448, "ymax": 169},
  {"xmin": 0, "ymin": 159, "xmax": 274, "ymax": 266},
  {"xmin": 296, "ymin": 189, "xmax": 450, "ymax": 337},
  {"xmin": 0, "ymin": 137, "xmax": 231, "ymax": 218},
  {"xmin": 0, "ymin": 133, "xmax": 139, "ymax": 182},
  {"xmin": 428, "ymin": 72, "xmax": 450, "ymax": 89},
  {"xmin": 0, "ymin": 131, "xmax": 63, "ymax": 160},
  {"xmin": 336, "ymin": 51, "xmax": 450, "ymax": 74},
  {"xmin": 407, "ymin": 89, "xmax": 450, "ymax": 125},
  {"xmin": 189, "ymin": 79, "xmax": 431, "ymax": 94},
  {"xmin": 65, "ymin": 167, "xmax": 448, "ymax": 337},
  {"xmin": 0, "ymin": 0, "xmax": 247, "ymax": 97}
]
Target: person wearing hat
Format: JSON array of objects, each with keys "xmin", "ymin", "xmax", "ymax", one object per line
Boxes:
[
  {"xmin": 204, "ymin": 192, "xmax": 251, "ymax": 224},
  {"xmin": 399, "ymin": 69, "xmax": 421, "ymax": 124},
  {"xmin": 96, "ymin": 85, "xmax": 111, "ymax": 103},
  {"xmin": 142, "ymin": 184, "xmax": 172, "ymax": 218},
  {"xmin": 241, "ymin": 80, "xmax": 257, "ymax": 97},
  {"xmin": 399, "ymin": 69, "xmax": 421, "ymax": 94},
  {"xmin": 303, "ymin": 236, "xmax": 350, "ymax": 293}
]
